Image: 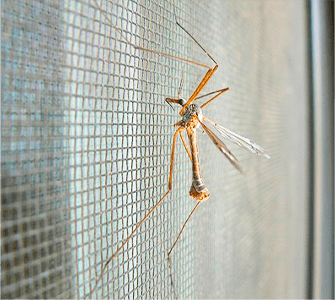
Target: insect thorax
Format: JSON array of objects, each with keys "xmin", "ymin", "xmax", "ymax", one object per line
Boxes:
[{"xmin": 181, "ymin": 104, "xmax": 203, "ymax": 127}]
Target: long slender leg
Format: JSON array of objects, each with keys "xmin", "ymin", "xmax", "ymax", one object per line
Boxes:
[
  {"xmin": 179, "ymin": 131, "xmax": 192, "ymax": 161},
  {"xmin": 167, "ymin": 201, "xmax": 201, "ymax": 299},
  {"xmin": 179, "ymin": 65, "xmax": 218, "ymax": 116},
  {"xmin": 89, "ymin": 127, "xmax": 183, "ymax": 298},
  {"xmin": 199, "ymin": 87, "xmax": 229, "ymax": 108},
  {"xmin": 174, "ymin": 15, "xmax": 217, "ymax": 65},
  {"xmin": 94, "ymin": 0, "xmax": 218, "ymax": 114},
  {"xmin": 200, "ymin": 88, "xmax": 229, "ymax": 108},
  {"xmin": 167, "ymin": 130, "xmax": 194, "ymax": 298},
  {"xmin": 195, "ymin": 88, "xmax": 229, "ymax": 101},
  {"xmin": 174, "ymin": 13, "xmax": 219, "ymax": 114},
  {"xmin": 168, "ymin": 201, "xmax": 202, "ymax": 258},
  {"xmin": 93, "ymin": 0, "xmax": 210, "ymax": 69},
  {"xmin": 166, "ymin": 69, "xmax": 221, "ymax": 114}
]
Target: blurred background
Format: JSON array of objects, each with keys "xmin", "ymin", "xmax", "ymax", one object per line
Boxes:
[{"xmin": 1, "ymin": 0, "xmax": 334, "ymax": 299}]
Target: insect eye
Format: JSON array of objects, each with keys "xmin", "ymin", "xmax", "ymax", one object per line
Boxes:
[{"xmin": 178, "ymin": 98, "xmax": 186, "ymax": 106}]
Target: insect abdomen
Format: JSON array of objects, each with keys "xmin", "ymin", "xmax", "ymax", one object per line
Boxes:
[
  {"xmin": 189, "ymin": 179, "xmax": 209, "ymax": 202},
  {"xmin": 187, "ymin": 127, "xmax": 210, "ymax": 202}
]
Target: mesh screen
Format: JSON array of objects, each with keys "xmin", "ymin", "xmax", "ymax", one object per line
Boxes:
[{"xmin": 2, "ymin": 0, "xmax": 310, "ymax": 299}]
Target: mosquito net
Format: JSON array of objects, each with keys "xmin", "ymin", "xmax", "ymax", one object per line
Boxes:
[{"xmin": 2, "ymin": 0, "xmax": 310, "ymax": 298}]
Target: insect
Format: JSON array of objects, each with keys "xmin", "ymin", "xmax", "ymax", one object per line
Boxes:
[{"xmin": 90, "ymin": 1, "xmax": 270, "ymax": 297}]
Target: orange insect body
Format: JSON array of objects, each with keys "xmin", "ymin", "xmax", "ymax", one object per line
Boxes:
[
  {"xmin": 90, "ymin": 2, "xmax": 270, "ymax": 296},
  {"xmin": 176, "ymin": 103, "xmax": 210, "ymax": 202}
]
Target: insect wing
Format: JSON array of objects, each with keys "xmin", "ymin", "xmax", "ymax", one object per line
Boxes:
[
  {"xmin": 204, "ymin": 117, "xmax": 270, "ymax": 158},
  {"xmin": 200, "ymin": 121, "xmax": 244, "ymax": 174}
]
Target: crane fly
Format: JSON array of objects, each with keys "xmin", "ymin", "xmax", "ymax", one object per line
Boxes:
[{"xmin": 90, "ymin": 1, "xmax": 270, "ymax": 297}]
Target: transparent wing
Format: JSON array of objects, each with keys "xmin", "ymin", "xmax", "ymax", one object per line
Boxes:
[
  {"xmin": 200, "ymin": 121, "xmax": 244, "ymax": 174},
  {"xmin": 203, "ymin": 117, "xmax": 270, "ymax": 159}
]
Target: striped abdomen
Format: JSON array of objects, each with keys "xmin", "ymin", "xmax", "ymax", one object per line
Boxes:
[{"xmin": 186, "ymin": 127, "xmax": 210, "ymax": 202}]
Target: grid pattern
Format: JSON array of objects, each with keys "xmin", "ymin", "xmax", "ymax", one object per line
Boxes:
[
  {"xmin": 1, "ymin": 0, "xmax": 72, "ymax": 298},
  {"xmin": 2, "ymin": 0, "xmax": 310, "ymax": 299},
  {"xmin": 63, "ymin": 0, "xmax": 193, "ymax": 298}
]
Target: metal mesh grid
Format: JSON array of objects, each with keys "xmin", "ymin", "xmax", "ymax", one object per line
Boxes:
[
  {"xmin": 1, "ymin": 1, "xmax": 71, "ymax": 298},
  {"xmin": 63, "ymin": 0, "xmax": 193, "ymax": 298},
  {"xmin": 2, "ymin": 0, "xmax": 310, "ymax": 299},
  {"xmin": 189, "ymin": 1, "xmax": 310, "ymax": 298}
]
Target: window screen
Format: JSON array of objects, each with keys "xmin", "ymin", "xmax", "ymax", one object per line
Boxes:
[{"xmin": 2, "ymin": 0, "xmax": 310, "ymax": 299}]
